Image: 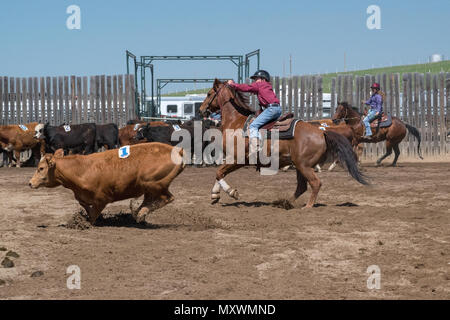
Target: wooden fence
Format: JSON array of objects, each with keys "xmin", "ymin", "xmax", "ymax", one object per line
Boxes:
[
  {"xmin": 263, "ymin": 73, "xmax": 449, "ymax": 160},
  {"xmin": 0, "ymin": 74, "xmax": 137, "ymax": 127}
]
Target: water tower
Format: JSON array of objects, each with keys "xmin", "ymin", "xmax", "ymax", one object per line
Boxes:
[{"xmin": 429, "ymin": 54, "xmax": 443, "ymax": 63}]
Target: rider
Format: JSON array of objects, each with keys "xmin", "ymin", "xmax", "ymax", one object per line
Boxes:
[
  {"xmin": 227, "ymin": 70, "xmax": 281, "ymax": 152},
  {"xmin": 362, "ymin": 82, "xmax": 383, "ymax": 138}
]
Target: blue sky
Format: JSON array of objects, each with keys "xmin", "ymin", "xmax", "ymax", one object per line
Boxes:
[{"xmin": 0, "ymin": 0, "xmax": 449, "ymax": 93}]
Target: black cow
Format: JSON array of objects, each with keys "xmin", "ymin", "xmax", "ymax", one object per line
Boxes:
[
  {"xmin": 95, "ymin": 123, "xmax": 119, "ymax": 150},
  {"xmin": 35, "ymin": 123, "xmax": 96, "ymax": 155},
  {"xmin": 136, "ymin": 120, "xmax": 220, "ymax": 165}
]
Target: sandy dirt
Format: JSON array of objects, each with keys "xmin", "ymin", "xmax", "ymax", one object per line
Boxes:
[{"xmin": 0, "ymin": 162, "xmax": 449, "ymax": 299}]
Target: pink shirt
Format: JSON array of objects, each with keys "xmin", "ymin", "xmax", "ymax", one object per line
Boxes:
[{"xmin": 229, "ymin": 81, "xmax": 280, "ymax": 107}]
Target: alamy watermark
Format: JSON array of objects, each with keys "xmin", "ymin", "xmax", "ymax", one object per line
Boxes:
[
  {"xmin": 66, "ymin": 5, "xmax": 81, "ymax": 30},
  {"xmin": 66, "ymin": 265, "xmax": 81, "ymax": 290},
  {"xmin": 166, "ymin": 121, "xmax": 280, "ymax": 175},
  {"xmin": 366, "ymin": 5, "xmax": 381, "ymax": 30},
  {"xmin": 366, "ymin": 265, "xmax": 381, "ymax": 289}
]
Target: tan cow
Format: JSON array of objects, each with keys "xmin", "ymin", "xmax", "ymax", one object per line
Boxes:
[
  {"xmin": 29, "ymin": 142, "xmax": 185, "ymax": 224},
  {"xmin": 0, "ymin": 122, "xmax": 45, "ymax": 167}
]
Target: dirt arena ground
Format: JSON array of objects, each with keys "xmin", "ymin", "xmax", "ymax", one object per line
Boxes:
[{"xmin": 0, "ymin": 161, "xmax": 449, "ymax": 299}]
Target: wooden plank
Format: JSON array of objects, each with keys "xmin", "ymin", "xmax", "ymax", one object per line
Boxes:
[
  {"xmin": 418, "ymin": 74, "xmax": 426, "ymax": 157},
  {"xmin": 393, "ymin": 73, "xmax": 400, "ymax": 118},
  {"xmin": 113, "ymin": 75, "xmax": 118, "ymax": 125},
  {"xmin": 32, "ymin": 78, "xmax": 38, "ymax": 123},
  {"xmin": 432, "ymin": 74, "xmax": 439, "ymax": 156},
  {"xmin": 438, "ymin": 72, "xmax": 445, "ymax": 156},
  {"xmin": 299, "ymin": 76, "xmax": 305, "ymax": 118},
  {"xmin": 22, "ymin": 78, "xmax": 28, "ymax": 124},
  {"xmin": 358, "ymin": 76, "xmax": 365, "ymax": 113},
  {"xmin": 129, "ymin": 74, "xmax": 136, "ymax": 120},
  {"xmin": 311, "ymin": 76, "xmax": 317, "ymax": 119},
  {"xmin": 125, "ymin": 74, "xmax": 130, "ymax": 123},
  {"xmin": 406, "ymin": 73, "xmax": 413, "ymax": 156},
  {"xmin": 118, "ymin": 75, "xmax": 124, "ymax": 126},
  {"xmin": 89, "ymin": 76, "xmax": 95, "ymax": 123},
  {"xmin": 70, "ymin": 76, "xmax": 76, "ymax": 124},
  {"xmin": 287, "ymin": 77, "xmax": 293, "ymax": 114},
  {"xmin": 425, "ymin": 73, "xmax": 432, "ymax": 156},
  {"xmin": 401, "ymin": 74, "xmax": 409, "ymax": 157},
  {"xmin": 51, "ymin": 77, "xmax": 57, "ymax": 125},
  {"xmin": 63, "ymin": 77, "xmax": 69, "ymax": 123},
  {"xmin": 317, "ymin": 76, "xmax": 323, "ymax": 119},
  {"xmin": 27, "ymin": 78, "xmax": 33, "ymax": 122},
  {"xmin": 336, "ymin": 75, "xmax": 342, "ymax": 104},
  {"xmin": 58, "ymin": 77, "xmax": 64, "ymax": 125},
  {"xmin": 281, "ymin": 78, "xmax": 286, "ymax": 113},
  {"xmin": 107, "ymin": 76, "xmax": 112, "ymax": 123},
  {"xmin": 77, "ymin": 77, "xmax": 82, "ymax": 124},
  {"xmin": 9, "ymin": 78, "xmax": 15, "ymax": 124},
  {"xmin": 45, "ymin": 77, "xmax": 51, "ymax": 124},
  {"xmin": 388, "ymin": 74, "xmax": 394, "ymax": 116},
  {"xmin": 3, "ymin": 77, "xmax": 8, "ymax": 124},
  {"xmin": 347, "ymin": 75, "xmax": 353, "ymax": 107},
  {"xmin": 83, "ymin": 77, "xmax": 88, "ymax": 123},
  {"xmin": 305, "ymin": 76, "xmax": 312, "ymax": 121},
  {"xmin": 292, "ymin": 76, "xmax": 299, "ymax": 118},
  {"xmin": 16, "ymin": 78, "xmax": 21, "ymax": 124},
  {"xmin": 100, "ymin": 75, "xmax": 106, "ymax": 124},
  {"xmin": 330, "ymin": 77, "xmax": 336, "ymax": 118},
  {"xmin": 382, "ymin": 73, "xmax": 388, "ymax": 111},
  {"xmin": 39, "ymin": 78, "xmax": 45, "ymax": 123}
]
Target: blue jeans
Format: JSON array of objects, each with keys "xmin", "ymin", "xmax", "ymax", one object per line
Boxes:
[
  {"xmin": 249, "ymin": 106, "xmax": 282, "ymax": 139},
  {"xmin": 363, "ymin": 110, "xmax": 378, "ymax": 136}
]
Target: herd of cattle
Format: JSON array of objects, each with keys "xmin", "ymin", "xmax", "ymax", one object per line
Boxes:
[{"xmin": 0, "ymin": 118, "xmax": 220, "ymax": 167}]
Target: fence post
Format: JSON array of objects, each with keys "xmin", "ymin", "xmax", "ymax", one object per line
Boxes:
[
  {"xmin": 293, "ymin": 76, "xmax": 299, "ymax": 118},
  {"xmin": 432, "ymin": 74, "xmax": 438, "ymax": 156},
  {"xmin": 439, "ymin": 72, "xmax": 445, "ymax": 156},
  {"xmin": 16, "ymin": 78, "xmax": 21, "ymax": 124},
  {"xmin": 300, "ymin": 76, "xmax": 305, "ymax": 119},
  {"xmin": 318, "ymin": 76, "xmax": 323, "ymax": 119},
  {"xmin": 330, "ymin": 77, "xmax": 336, "ymax": 117},
  {"xmin": 311, "ymin": 75, "xmax": 317, "ymax": 119}
]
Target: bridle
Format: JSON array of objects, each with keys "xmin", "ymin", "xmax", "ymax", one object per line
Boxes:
[{"xmin": 338, "ymin": 105, "xmax": 360, "ymax": 124}]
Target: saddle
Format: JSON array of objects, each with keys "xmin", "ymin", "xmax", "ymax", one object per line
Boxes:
[
  {"xmin": 368, "ymin": 113, "xmax": 392, "ymax": 128},
  {"xmin": 243, "ymin": 112, "xmax": 300, "ymax": 140}
]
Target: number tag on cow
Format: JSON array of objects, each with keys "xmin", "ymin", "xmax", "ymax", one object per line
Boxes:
[
  {"xmin": 320, "ymin": 123, "xmax": 329, "ymax": 127},
  {"xmin": 118, "ymin": 146, "xmax": 130, "ymax": 159},
  {"xmin": 172, "ymin": 124, "xmax": 181, "ymax": 131},
  {"xmin": 319, "ymin": 126, "xmax": 326, "ymax": 131},
  {"xmin": 63, "ymin": 125, "xmax": 71, "ymax": 132},
  {"xmin": 19, "ymin": 125, "xmax": 28, "ymax": 131},
  {"xmin": 133, "ymin": 124, "xmax": 140, "ymax": 131}
]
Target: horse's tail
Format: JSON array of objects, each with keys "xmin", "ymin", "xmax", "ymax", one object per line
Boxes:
[
  {"xmin": 405, "ymin": 123, "xmax": 423, "ymax": 160},
  {"xmin": 323, "ymin": 131, "xmax": 369, "ymax": 185}
]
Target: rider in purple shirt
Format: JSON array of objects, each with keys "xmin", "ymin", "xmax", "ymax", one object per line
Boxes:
[{"xmin": 362, "ymin": 83, "xmax": 383, "ymax": 138}]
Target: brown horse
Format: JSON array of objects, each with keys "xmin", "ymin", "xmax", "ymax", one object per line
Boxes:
[
  {"xmin": 198, "ymin": 80, "xmax": 368, "ymax": 208},
  {"xmin": 332, "ymin": 102, "xmax": 422, "ymax": 166}
]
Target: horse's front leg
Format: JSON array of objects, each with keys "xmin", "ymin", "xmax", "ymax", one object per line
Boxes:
[{"xmin": 211, "ymin": 163, "xmax": 244, "ymax": 204}]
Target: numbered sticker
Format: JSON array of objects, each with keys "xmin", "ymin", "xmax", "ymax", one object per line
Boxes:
[
  {"xmin": 320, "ymin": 123, "xmax": 329, "ymax": 127},
  {"xmin": 118, "ymin": 146, "xmax": 130, "ymax": 159},
  {"xmin": 319, "ymin": 126, "xmax": 326, "ymax": 131},
  {"xmin": 63, "ymin": 125, "xmax": 71, "ymax": 132},
  {"xmin": 133, "ymin": 124, "xmax": 140, "ymax": 131},
  {"xmin": 19, "ymin": 125, "xmax": 28, "ymax": 131},
  {"xmin": 172, "ymin": 124, "xmax": 181, "ymax": 131}
]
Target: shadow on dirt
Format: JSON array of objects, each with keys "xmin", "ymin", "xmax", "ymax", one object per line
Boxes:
[
  {"xmin": 336, "ymin": 202, "xmax": 359, "ymax": 207},
  {"xmin": 60, "ymin": 210, "xmax": 176, "ymax": 230}
]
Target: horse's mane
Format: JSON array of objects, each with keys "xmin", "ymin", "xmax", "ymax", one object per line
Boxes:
[
  {"xmin": 226, "ymin": 84, "xmax": 253, "ymax": 113},
  {"xmin": 339, "ymin": 101, "xmax": 362, "ymax": 115}
]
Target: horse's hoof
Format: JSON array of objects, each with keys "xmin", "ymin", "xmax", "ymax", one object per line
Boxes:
[
  {"xmin": 228, "ymin": 189, "xmax": 239, "ymax": 200},
  {"xmin": 211, "ymin": 197, "xmax": 219, "ymax": 205}
]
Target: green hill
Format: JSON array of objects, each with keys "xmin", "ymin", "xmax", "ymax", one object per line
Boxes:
[{"xmin": 163, "ymin": 60, "xmax": 450, "ymax": 95}]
